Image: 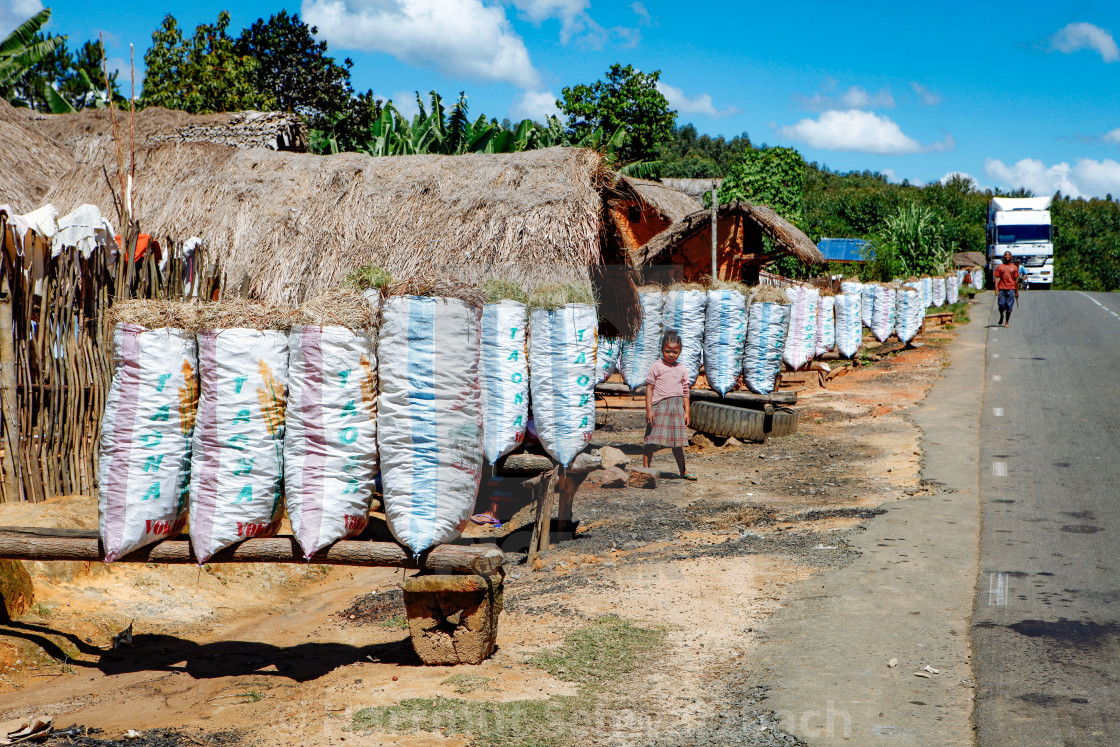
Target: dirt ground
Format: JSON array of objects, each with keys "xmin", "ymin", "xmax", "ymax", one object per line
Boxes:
[{"xmin": 0, "ymin": 322, "xmax": 962, "ymax": 747}]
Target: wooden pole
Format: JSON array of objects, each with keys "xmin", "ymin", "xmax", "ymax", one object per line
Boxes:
[
  {"xmin": 0, "ymin": 265, "xmax": 20, "ymax": 503},
  {"xmin": 0, "ymin": 531, "xmax": 504, "ymax": 575},
  {"xmin": 711, "ymin": 179, "xmax": 719, "ymax": 280}
]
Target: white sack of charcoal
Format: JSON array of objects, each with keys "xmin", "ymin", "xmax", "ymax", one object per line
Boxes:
[
  {"xmin": 377, "ymin": 295, "xmax": 483, "ymax": 555},
  {"xmin": 189, "ymin": 303, "xmax": 289, "ymax": 565},
  {"xmin": 284, "ymin": 292, "xmax": 379, "ymax": 559},
  {"xmin": 99, "ymin": 302, "xmax": 197, "ymax": 562}
]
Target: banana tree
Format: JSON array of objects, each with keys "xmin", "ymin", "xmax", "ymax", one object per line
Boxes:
[{"xmin": 1, "ymin": 8, "xmax": 67, "ymax": 95}]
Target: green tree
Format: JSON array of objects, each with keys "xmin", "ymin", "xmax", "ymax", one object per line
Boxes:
[
  {"xmin": 559, "ymin": 63, "xmax": 675, "ymax": 163},
  {"xmin": 717, "ymin": 146, "xmax": 806, "ymax": 222},
  {"xmin": 1053, "ymin": 196, "xmax": 1120, "ymax": 291},
  {"xmin": 12, "ymin": 38, "xmax": 121, "ymax": 111},
  {"xmin": 141, "ymin": 11, "xmax": 273, "ymax": 114},
  {"xmin": 236, "ymin": 12, "xmax": 352, "ymax": 118},
  {"xmin": 658, "ymin": 124, "xmax": 752, "ymax": 178},
  {"xmin": 0, "ymin": 8, "xmax": 67, "ymax": 104},
  {"xmin": 868, "ymin": 203, "xmax": 953, "ymax": 281}
]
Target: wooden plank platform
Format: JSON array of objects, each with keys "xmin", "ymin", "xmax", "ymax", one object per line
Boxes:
[{"xmin": 0, "ymin": 527, "xmax": 503, "ymax": 575}]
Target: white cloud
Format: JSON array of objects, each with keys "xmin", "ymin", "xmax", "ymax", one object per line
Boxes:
[
  {"xmin": 984, "ymin": 157, "xmax": 1120, "ymax": 198},
  {"xmin": 508, "ymin": 0, "xmax": 636, "ymax": 48},
  {"xmin": 0, "ymin": 0, "xmax": 44, "ymax": 36},
  {"xmin": 511, "ymin": 89, "xmax": 559, "ymax": 121},
  {"xmin": 1103, "ymin": 128, "xmax": 1120, "ymax": 145},
  {"xmin": 655, "ymin": 81, "xmax": 738, "ymax": 117},
  {"xmin": 911, "ymin": 82, "xmax": 943, "ymax": 106},
  {"xmin": 1048, "ymin": 22, "xmax": 1119, "ymax": 62},
  {"xmin": 777, "ymin": 110, "xmax": 954, "ymax": 155},
  {"xmin": 630, "ymin": 1, "xmax": 651, "ymax": 25},
  {"xmin": 510, "ymin": 0, "xmax": 587, "ymax": 43},
  {"xmin": 881, "ymin": 168, "xmax": 899, "ymax": 183},
  {"xmin": 302, "ymin": 0, "xmax": 542, "ymax": 89},
  {"xmin": 794, "ymin": 79, "xmax": 894, "ymax": 112}
]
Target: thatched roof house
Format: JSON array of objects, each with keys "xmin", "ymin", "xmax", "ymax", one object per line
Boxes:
[
  {"xmin": 23, "ymin": 106, "xmax": 306, "ymax": 163},
  {"xmin": 44, "ymin": 142, "xmax": 618, "ymax": 304},
  {"xmin": 604, "ymin": 176, "xmax": 701, "ymax": 260},
  {"xmin": 636, "ymin": 200, "xmax": 824, "ymax": 284},
  {"xmin": 0, "ymin": 99, "xmax": 75, "ymax": 213}
]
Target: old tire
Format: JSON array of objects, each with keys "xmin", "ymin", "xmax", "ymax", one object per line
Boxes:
[
  {"xmin": 767, "ymin": 407, "xmax": 799, "ymax": 437},
  {"xmin": 690, "ymin": 401, "xmax": 766, "ymax": 443}
]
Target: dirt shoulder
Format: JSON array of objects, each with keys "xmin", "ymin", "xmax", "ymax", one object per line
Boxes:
[{"xmin": 0, "ymin": 317, "xmax": 969, "ymax": 747}]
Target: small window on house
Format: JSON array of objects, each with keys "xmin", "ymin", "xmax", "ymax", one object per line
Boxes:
[{"xmin": 627, "ymin": 206, "xmax": 643, "ymax": 222}]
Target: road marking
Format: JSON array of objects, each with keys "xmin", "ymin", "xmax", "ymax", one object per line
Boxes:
[
  {"xmin": 1079, "ymin": 291, "xmax": 1120, "ymax": 318},
  {"xmin": 993, "ymin": 354, "xmax": 1000, "ymax": 358},
  {"xmin": 988, "ymin": 572, "xmax": 1009, "ymax": 606},
  {"xmin": 992, "ymin": 462, "xmax": 1007, "ymax": 477},
  {"xmin": 993, "ymin": 407, "xmax": 1004, "ymax": 417},
  {"xmin": 992, "ymin": 375, "xmax": 1002, "ymax": 381}
]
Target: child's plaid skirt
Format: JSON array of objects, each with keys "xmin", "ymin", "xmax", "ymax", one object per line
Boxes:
[{"xmin": 646, "ymin": 396, "xmax": 689, "ymax": 448}]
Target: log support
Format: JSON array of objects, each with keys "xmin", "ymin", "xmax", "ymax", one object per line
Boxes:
[
  {"xmin": 401, "ymin": 573, "xmax": 504, "ymax": 665},
  {"xmin": 0, "ymin": 528, "xmax": 505, "ymax": 666}
]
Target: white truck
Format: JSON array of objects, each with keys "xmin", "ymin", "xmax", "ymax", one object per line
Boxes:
[{"xmin": 987, "ymin": 196, "xmax": 1053, "ymax": 288}]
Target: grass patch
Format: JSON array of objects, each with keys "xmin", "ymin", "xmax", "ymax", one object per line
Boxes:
[
  {"xmin": 344, "ymin": 265, "xmax": 394, "ymax": 291},
  {"xmin": 945, "ymin": 300, "xmax": 970, "ymax": 324},
  {"xmin": 527, "ymin": 283, "xmax": 596, "ymax": 310},
  {"xmin": 526, "ymin": 615, "xmax": 665, "ymax": 687},
  {"xmin": 351, "ymin": 616, "xmax": 665, "ymax": 746},
  {"xmin": 378, "ymin": 615, "xmax": 408, "ymax": 630},
  {"xmin": 442, "ymin": 673, "xmax": 493, "ymax": 694},
  {"xmin": 481, "ymin": 278, "xmax": 529, "ymax": 304}
]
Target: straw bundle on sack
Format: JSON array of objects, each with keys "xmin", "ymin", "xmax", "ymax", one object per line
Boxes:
[
  {"xmin": 108, "ymin": 299, "xmax": 198, "ymax": 330},
  {"xmin": 528, "ymin": 282, "xmax": 597, "ymax": 310},
  {"xmin": 293, "ymin": 289, "xmax": 376, "ymax": 329},
  {"xmin": 750, "ymin": 284, "xmax": 791, "ymax": 304},
  {"xmin": 481, "ymin": 277, "xmax": 530, "ymax": 304},
  {"xmin": 193, "ymin": 298, "xmax": 293, "ymax": 331},
  {"xmin": 385, "ymin": 276, "xmax": 488, "ymax": 307}
]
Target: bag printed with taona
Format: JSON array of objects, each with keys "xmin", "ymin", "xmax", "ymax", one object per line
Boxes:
[
  {"xmin": 99, "ymin": 325, "xmax": 198, "ymax": 562},
  {"xmin": 189, "ymin": 329, "xmax": 289, "ymax": 564}
]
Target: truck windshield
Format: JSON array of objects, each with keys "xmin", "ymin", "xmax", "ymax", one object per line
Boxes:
[{"xmin": 996, "ymin": 224, "xmax": 1051, "ymax": 243}]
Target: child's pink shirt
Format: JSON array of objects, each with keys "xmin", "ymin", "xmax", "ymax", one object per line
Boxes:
[{"xmin": 646, "ymin": 358, "xmax": 690, "ymax": 405}]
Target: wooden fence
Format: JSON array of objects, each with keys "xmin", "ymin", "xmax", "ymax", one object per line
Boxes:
[{"xmin": 0, "ymin": 211, "xmax": 221, "ymax": 503}]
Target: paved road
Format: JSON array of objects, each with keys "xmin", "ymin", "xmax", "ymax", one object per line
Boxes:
[{"xmin": 974, "ymin": 290, "xmax": 1120, "ymax": 746}]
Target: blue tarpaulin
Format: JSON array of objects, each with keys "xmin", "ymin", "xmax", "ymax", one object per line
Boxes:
[{"xmin": 818, "ymin": 238, "xmax": 872, "ymax": 263}]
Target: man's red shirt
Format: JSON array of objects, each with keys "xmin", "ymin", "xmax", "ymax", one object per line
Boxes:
[{"xmin": 994, "ymin": 263, "xmax": 1019, "ymax": 291}]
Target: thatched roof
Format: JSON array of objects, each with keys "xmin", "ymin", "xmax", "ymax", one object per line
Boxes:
[
  {"xmin": 952, "ymin": 251, "xmax": 986, "ymax": 268},
  {"xmin": 636, "ymin": 200, "xmax": 824, "ymax": 267},
  {"xmin": 0, "ymin": 99, "xmax": 76, "ymax": 213},
  {"xmin": 45, "ymin": 144, "xmax": 610, "ymax": 305},
  {"xmin": 24, "ymin": 106, "xmax": 306, "ymax": 163},
  {"xmin": 614, "ymin": 176, "xmax": 701, "ymax": 223}
]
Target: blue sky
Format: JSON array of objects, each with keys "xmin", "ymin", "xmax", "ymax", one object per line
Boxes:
[{"xmin": 4, "ymin": 0, "xmax": 1120, "ymax": 198}]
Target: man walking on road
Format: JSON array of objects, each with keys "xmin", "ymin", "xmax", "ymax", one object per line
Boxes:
[{"xmin": 994, "ymin": 250, "xmax": 1019, "ymax": 327}]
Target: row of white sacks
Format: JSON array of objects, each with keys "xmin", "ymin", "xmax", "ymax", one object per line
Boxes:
[
  {"xmin": 601, "ymin": 271, "xmax": 971, "ymax": 401},
  {"xmin": 99, "ymin": 297, "xmax": 597, "ymax": 565}
]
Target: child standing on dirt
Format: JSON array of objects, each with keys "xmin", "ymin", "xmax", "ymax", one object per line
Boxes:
[{"xmin": 644, "ymin": 330, "xmax": 696, "ymax": 481}]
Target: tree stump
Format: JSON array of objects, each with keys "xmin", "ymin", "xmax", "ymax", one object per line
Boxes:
[{"xmin": 401, "ymin": 573, "xmax": 504, "ymax": 665}]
